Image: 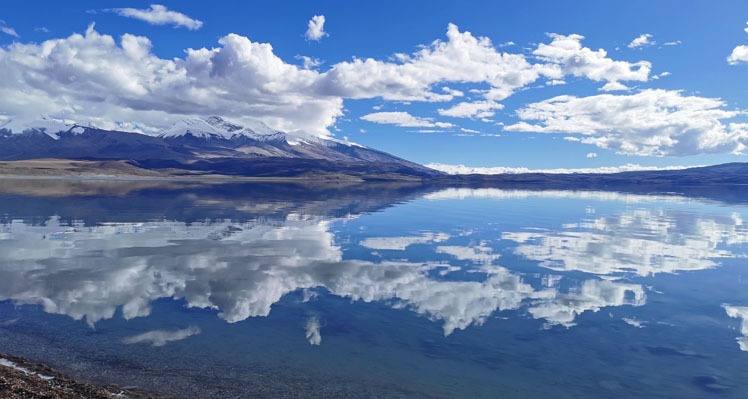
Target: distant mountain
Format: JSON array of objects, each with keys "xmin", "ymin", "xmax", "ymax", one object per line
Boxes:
[
  {"xmin": 0, "ymin": 116, "xmax": 441, "ymax": 180},
  {"xmin": 440, "ymin": 162, "xmax": 748, "ymax": 187}
]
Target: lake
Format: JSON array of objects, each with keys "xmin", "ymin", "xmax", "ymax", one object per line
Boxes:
[{"xmin": 1, "ymin": 179, "xmax": 748, "ymax": 398}]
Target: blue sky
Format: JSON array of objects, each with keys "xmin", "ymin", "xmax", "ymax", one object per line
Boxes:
[{"xmin": 2, "ymin": 0, "xmax": 748, "ymax": 171}]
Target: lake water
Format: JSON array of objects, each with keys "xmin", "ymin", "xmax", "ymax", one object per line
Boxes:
[{"xmin": 2, "ymin": 179, "xmax": 748, "ymax": 398}]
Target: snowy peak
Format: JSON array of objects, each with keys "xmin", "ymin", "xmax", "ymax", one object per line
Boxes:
[
  {"xmin": 0, "ymin": 117, "xmax": 84, "ymax": 140},
  {"xmin": 159, "ymin": 116, "xmax": 285, "ymax": 141}
]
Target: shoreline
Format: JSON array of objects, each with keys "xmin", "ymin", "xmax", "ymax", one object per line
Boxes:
[{"xmin": 0, "ymin": 354, "xmax": 163, "ymax": 399}]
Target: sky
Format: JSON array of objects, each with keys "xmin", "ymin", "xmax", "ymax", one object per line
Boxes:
[{"xmin": 1, "ymin": 0, "xmax": 748, "ymax": 172}]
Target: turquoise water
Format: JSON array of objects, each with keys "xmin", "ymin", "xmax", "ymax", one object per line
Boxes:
[{"xmin": 1, "ymin": 181, "xmax": 748, "ymax": 398}]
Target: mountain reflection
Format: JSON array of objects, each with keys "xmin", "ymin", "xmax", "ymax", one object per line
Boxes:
[
  {"xmin": 503, "ymin": 208, "xmax": 748, "ymax": 277},
  {"xmin": 0, "ymin": 214, "xmax": 645, "ymax": 336}
]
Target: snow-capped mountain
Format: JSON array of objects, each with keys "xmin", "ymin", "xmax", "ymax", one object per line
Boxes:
[
  {"xmin": 0, "ymin": 116, "xmax": 85, "ymax": 140},
  {"xmin": 158, "ymin": 116, "xmax": 282, "ymax": 140},
  {"xmin": 158, "ymin": 116, "xmax": 360, "ymax": 148},
  {"xmin": 0, "ymin": 116, "xmax": 441, "ymax": 179}
]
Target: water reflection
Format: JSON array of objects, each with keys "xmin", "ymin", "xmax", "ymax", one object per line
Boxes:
[
  {"xmin": 5, "ymin": 181, "xmax": 748, "ymax": 398},
  {"xmin": 123, "ymin": 326, "xmax": 202, "ymax": 347},
  {"xmin": 0, "ymin": 213, "xmax": 647, "ymax": 337},
  {"xmin": 723, "ymin": 305, "xmax": 748, "ymax": 351},
  {"xmin": 503, "ymin": 209, "xmax": 748, "ymax": 277}
]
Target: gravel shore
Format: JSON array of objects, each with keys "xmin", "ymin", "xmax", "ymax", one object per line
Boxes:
[{"xmin": 0, "ymin": 354, "xmax": 162, "ymax": 399}]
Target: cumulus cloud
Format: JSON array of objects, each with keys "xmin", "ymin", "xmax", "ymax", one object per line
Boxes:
[
  {"xmin": 0, "ymin": 25, "xmax": 339, "ymax": 136},
  {"xmin": 111, "ymin": 4, "xmax": 203, "ymax": 30},
  {"xmin": 441, "ymin": 87, "xmax": 464, "ymax": 97},
  {"xmin": 0, "ymin": 23, "xmax": 659, "ymax": 137},
  {"xmin": 123, "ymin": 326, "xmax": 201, "ymax": 346},
  {"xmin": 585, "ymin": 152, "xmax": 597, "ymax": 158},
  {"xmin": 533, "ymin": 33, "xmax": 650, "ymax": 90},
  {"xmin": 361, "ymin": 112, "xmax": 453, "ymax": 128},
  {"xmin": 728, "ymin": 22, "xmax": 748, "ymax": 64},
  {"xmin": 305, "ymin": 15, "xmax": 328, "ymax": 41},
  {"xmin": 0, "ymin": 20, "xmax": 19, "ymax": 38},
  {"xmin": 728, "ymin": 45, "xmax": 748, "ymax": 65},
  {"xmin": 599, "ymin": 81, "xmax": 629, "ymax": 92},
  {"xmin": 438, "ymin": 100, "xmax": 504, "ymax": 118},
  {"xmin": 628, "ymin": 33, "xmax": 654, "ymax": 49},
  {"xmin": 316, "ymin": 23, "xmax": 551, "ymax": 103},
  {"xmin": 504, "ymin": 89, "xmax": 748, "ymax": 156},
  {"xmin": 296, "ymin": 55, "xmax": 322, "ymax": 69}
]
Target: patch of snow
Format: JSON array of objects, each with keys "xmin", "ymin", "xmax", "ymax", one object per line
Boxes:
[
  {"xmin": 159, "ymin": 116, "xmax": 367, "ymax": 147},
  {"xmin": 0, "ymin": 117, "xmax": 77, "ymax": 140}
]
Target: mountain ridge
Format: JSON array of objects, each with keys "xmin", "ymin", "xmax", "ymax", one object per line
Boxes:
[{"xmin": 0, "ymin": 116, "xmax": 441, "ymax": 180}]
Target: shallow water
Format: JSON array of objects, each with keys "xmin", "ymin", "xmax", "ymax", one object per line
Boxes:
[{"xmin": 2, "ymin": 180, "xmax": 748, "ymax": 398}]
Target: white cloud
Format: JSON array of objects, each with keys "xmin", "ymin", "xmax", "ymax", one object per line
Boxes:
[
  {"xmin": 425, "ymin": 162, "xmax": 696, "ymax": 175},
  {"xmin": 316, "ymin": 23, "xmax": 548, "ymax": 102},
  {"xmin": 585, "ymin": 152, "xmax": 597, "ymax": 158},
  {"xmin": 296, "ymin": 55, "xmax": 322, "ymax": 69},
  {"xmin": 441, "ymin": 86, "xmax": 464, "ymax": 97},
  {"xmin": 0, "ymin": 25, "xmax": 340, "ymax": 136},
  {"xmin": 728, "ymin": 45, "xmax": 748, "ymax": 65},
  {"xmin": 0, "ymin": 23, "xmax": 658, "ymax": 138},
  {"xmin": 662, "ymin": 40, "xmax": 681, "ymax": 46},
  {"xmin": 305, "ymin": 316, "xmax": 322, "ymax": 345},
  {"xmin": 728, "ymin": 22, "xmax": 748, "ymax": 64},
  {"xmin": 504, "ymin": 89, "xmax": 748, "ymax": 156},
  {"xmin": 438, "ymin": 100, "xmax": 504, "ymax": 118},
  {"xmin": 533, "ymin": 33, "xmax": 651, "ymax": 90},
  {"xmin": 305, "ymin": 15, "xmax": 328, "ymax": 41},
  {"xmin": 0, "ymin": 20, "xmax": 19, "ymax": 38},
  {"xmin": 123, "ymin": 326, "xmax": 201, "ymax": 347},
  {"xmin": 599, "ymin": 81, "xmax": 629, "ymax": 92},
  {"xmin": 361, "ymin": 112, "xmax": 453, "ymax": 128},
  {"xmin": 111, "ymin": 4, "xmax": 203, "ymax": 30},
  {"xmin": 628, "ymin": 33, "xmax": 654, "ymax": 49}
]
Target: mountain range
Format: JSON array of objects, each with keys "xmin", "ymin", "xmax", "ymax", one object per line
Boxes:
[
  {"xmin": 0, "ymin": 116, "xmax": 441, "ymax": 180},
  {"xmin": 3, "ymin": 116, "xmax": 748, "ymax": 186}
]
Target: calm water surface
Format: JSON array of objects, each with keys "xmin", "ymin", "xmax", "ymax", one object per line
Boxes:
[{"xmin": 1, "ymin": 180, "xmax": 748, "ymax": 398}]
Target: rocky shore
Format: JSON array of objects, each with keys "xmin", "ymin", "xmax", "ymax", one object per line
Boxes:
[{"xmin": 0, "ymin": 354, "xmax": 161, "ymax": 399}]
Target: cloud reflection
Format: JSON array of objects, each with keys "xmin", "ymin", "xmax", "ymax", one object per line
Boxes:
[
  {"xmin": 723, "ymin": 305, "xmax": 748, "ymax": 351},
  {"xmin": 123, "ymin": 326, "xmax": 201, "ymax": 347},
  {"xmin": 305, "ymin": 316, "xmax": 322, "ymax": 346},
  {"xmin": 503, "ymin": 209, "xmax": 748, "ymax": 277},
  {"xmin": 0, "ymin": 216, "xmax": 646, "ymax": 336}
]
